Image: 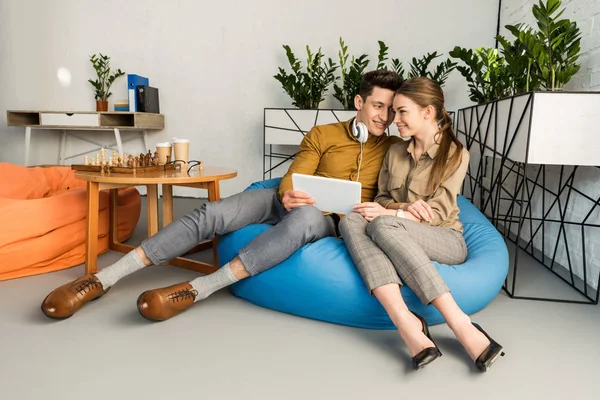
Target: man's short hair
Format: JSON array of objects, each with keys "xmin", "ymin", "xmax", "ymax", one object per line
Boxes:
[{"xmin": 358, "ymin": 70, "xmax": 404, "ymax": 100}]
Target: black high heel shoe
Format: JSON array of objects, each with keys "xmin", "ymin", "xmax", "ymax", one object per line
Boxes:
[
  {"xmin": 412, "ymin": 313, "xmax": 442, "ymax": 370},
  {"xmin": 472, "ymin": 323, "xmax": 505, "ymax": 372}
]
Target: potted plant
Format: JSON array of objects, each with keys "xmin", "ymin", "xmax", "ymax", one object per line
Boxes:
[
  {"xmin": 450, "ymin": 0, "xmax": 598, "ymax": 302},
  {"xmin": 273, "ymin": 44, "xmax": 338, "ymax": 109},
  {"xmin": 451, "ymin": 0, "xmax": 584, "ymax": 167},
  {"xmin": 88, "ymin": 53, "xmax": 125, "ymax": 112},
  {"xmin": 266, "ymin": 45, "xmax": 342, "ymax": 178}
]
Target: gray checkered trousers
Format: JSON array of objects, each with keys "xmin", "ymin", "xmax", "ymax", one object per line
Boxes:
[{"xmin": 339, "ymin": 213, "xmax": 467, "ymax": 305}]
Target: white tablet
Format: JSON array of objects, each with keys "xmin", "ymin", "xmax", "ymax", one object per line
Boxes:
[{"xmin": 291, "ymin": 173, "xmax": 361, "ymax": 215}]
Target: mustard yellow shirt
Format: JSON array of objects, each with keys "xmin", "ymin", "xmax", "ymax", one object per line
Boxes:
[
  {"xmin": 374, "ymin": 139, "xmax": 470, "ymax": 231},
  {"xmin": 278, "ymin": 119, "xmax": 402, "ymax": 203}
]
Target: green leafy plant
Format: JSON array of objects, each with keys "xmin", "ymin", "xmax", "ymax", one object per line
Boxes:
[
  {"xmin": 449, "ymin": 46, "xmax": 513, "ymax": 103},
  {"xmin": 407, "ymin": 52, "xmax": 457, "ymax": 86},
  {"xmin": 333, "ymin": 37, "xmax": 370, "ymax": 110},
  {"xmin": 497, "ymin": 35, "xmax": 537, "ymax": 93},
  {"xmin": 376, "ymin": 41, "xmax": 390, "ymax": 70},
  {"xmin": 451, "ymin": 0, "xmax": 581, "ymax": 102},
  {"xmin": 274, "ymin": 45, "xmax": 338, "ymax": 109},
  {"xmin": 88, "ymin": 53, "xmax": 125, "ymax": 101},
  {"xmin": 390, "ymin": 58, "xmax": 405, "ymax": 78},
  {"xmin": 377, "ymin": 41, "xmax": 407, "ymax": 80},
  {"xmin": 505, "ymin": 0, "xmax": 581, "ymax": 91},
  {"xmin": 376, "ymin": 41, "xmax": 455, "ymax": 86}
]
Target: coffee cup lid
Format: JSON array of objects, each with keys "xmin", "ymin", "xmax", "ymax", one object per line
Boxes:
[
  {"xmin": 173, "ymin": 137, "xmax": 190, "ymax": 143},
  {"xmin": 156, "ymin": 142, "xmax": 172, "ymax": 147}
]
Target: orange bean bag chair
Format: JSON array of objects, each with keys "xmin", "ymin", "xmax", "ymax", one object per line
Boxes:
[{"xmin": 0, "ymin": 163, "xmax": 141, "ymax": 281}]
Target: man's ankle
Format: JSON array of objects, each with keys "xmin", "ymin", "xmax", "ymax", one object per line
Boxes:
[
  {"xmin": 229, "ymin": 258, "xmax": 250, "ymax": 280},
  {"xmin": 135, "ymin": 246, "xmax": 153, "ymax": 266}
]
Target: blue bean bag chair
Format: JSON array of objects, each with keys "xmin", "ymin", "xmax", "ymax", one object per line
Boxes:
[{"xmin": 218, "ymin": 178, "xmax": 509, "ymax": 328}]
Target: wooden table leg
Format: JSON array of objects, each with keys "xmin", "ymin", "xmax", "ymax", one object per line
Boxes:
[
  {"xmin": 206, "ymin": 180, "xmax": 221, "ymax": 202},
  {"xmin": 162, "ymin": 184, "xmax": 173, "ymax": 227},
  {"xmin": 108, "ymin": 189, "xmax": 119, "ymax": 250},
  {"xmin": 85, "ymin": 182, "xmax": 100, "ymax": 274},
  {"xmin": 107, "ymin": 188, "xmax": 133, "ymax": 254},
  {"xmin": 147, "ymin": 184, "xmax": 159, "ymax": 237},
  {"xmin": 205, "ymin": 180, "xmax": 221, "ymax": 266}
]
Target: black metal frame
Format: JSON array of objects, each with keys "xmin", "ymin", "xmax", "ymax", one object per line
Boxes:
[
  {"xmin": 263, "ymin": 108, "xmax": 353, "ymax": 179},
  {"xmin": 456, "ymin": 92, "xmax": 600, "ymax": 305}
]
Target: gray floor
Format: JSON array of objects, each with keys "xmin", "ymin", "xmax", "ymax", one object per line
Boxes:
[{"xmin": 1, "ymin": 197, "xmax": 599, "ymax": 400}]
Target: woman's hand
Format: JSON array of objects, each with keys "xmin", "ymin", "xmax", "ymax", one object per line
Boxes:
[
  {"xmin": 353, "ymin": 202, "xmax": 394, "ymax": 222},
  {"xmin": 405, "ymin": 199, "xmax": 435, "ymax": 223}
]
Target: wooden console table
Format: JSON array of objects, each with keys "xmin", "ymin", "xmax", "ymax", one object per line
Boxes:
[
  {"xmin": 75, "ymin": 166, "xmax": 237, "ymax": 275},
  {"xmin": 6, "ymin": 110, "xmax": 164, "ymax": 166}
]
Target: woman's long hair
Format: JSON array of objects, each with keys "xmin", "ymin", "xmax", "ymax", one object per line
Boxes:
[{"xmin": 396, "ymin": 77, "xmax": 464, "ymax": 193}]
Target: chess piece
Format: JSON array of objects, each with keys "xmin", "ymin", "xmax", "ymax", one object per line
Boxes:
[
  {"xmin": 153, "ymin": 151, "xmax": 159, "ymax": 166},
  {"xmin": 128, "ymin": 155, "xmax": 134, "ymax": 167},
  {"xmin": 166, "ymin": 155, "xmax": 171, "ymax": 164},
  {"xmin": 84, "ymin": 156, "xmax": 89, "ymax": 166}
]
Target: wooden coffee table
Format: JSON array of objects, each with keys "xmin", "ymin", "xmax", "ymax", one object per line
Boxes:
[{"xmin": 75, "ymin": 166, "xmax": 237, "ymax": 275}]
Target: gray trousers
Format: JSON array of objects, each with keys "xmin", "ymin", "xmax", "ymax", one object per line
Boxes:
[
  {"xmin": 140, "ymin": 188, "xmax": 337, "ymax": 276},
  {"xmin": 339, "ymin": 213, "xmax": 467, "ymax": 305}
]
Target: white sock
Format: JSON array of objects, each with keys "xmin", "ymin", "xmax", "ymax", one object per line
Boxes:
[
  {"xmin": 189, "ymin": 263, "xmax": 239, "ymax": 302},
  {"xmin": 95, "ymin": 249, "xmax": 148, "ymax": 289}
]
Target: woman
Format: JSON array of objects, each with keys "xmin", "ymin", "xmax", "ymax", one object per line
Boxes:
[{"xmin": 339, "ymin": 77, "xmax": 504, "ymax": 372}]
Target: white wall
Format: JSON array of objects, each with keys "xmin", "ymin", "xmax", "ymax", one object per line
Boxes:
[
  {"xmin": 0, "ymin": 0, "xmax": 498, "ymax": 198},
  {"xmin": 498, "ymin": 0, "xmax": 600, "ymax": 291}
]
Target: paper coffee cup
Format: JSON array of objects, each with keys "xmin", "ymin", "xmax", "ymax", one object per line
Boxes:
[
  {"xmin": 156, "ymin": 142, "xmax": 172, "ymax": 165},
  {"xmin": 173, "ymin": 138, "xmax": 190, "ymax": 163}
]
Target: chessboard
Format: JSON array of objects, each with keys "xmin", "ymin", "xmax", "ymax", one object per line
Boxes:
[
  {"xmin": 71, "ymin": 163, "xmax": 179, "ymax": 174},
  {"xmin": 71, "ymin": 149, "xmax": 180, "ymax": 174}
]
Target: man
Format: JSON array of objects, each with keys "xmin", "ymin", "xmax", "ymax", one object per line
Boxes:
[{"xmin": 41, "ymin": 69, "xmax": 403, "ymax": 321}]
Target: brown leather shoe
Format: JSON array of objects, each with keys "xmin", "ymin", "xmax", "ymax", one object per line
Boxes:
[
  {"xmin": 137, "ymin": 282, "xmax": 197, "ymax": 322},
  {"xmin": 41, "ymin": 274, "xmax": 109, "ymax": 319}
]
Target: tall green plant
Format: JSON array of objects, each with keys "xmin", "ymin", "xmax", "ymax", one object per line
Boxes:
[
  {"xmin": 88, "ymin": 53, "xmax": 124, "ymax": 101},
  {"xmin": 449, "ymin": 46, "xmax": 512, "ymax": 103},
  {"xmin": 377, "ymin": 41, "xmax": 455, "ymax": 86},
  {"xmin": 274, "ymin": 45, "xmax": 338, "ymax": 109},
  {"xmin": 497, "ymin": 35, "xmax": 537, "ymax": 93},
  {"xmin": 333, "ymin": 37, "xmax": 370, "ymax": 110},
  {"xmin": 505, "ymin": 0, "xmax": 581, "ymax": 91},
  {"xmin": 407, "ymin": 52, "xmax": 457, "ymax": 86},
  {"xmin": 376, "ymin": 41, "xmax": 389, "ymax": 70},
  {"xmin": 390, "ymin": 58, "xmax": 405, "ymax": 78}
]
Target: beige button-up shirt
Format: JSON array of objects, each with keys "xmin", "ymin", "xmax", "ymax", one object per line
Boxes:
[{"xmin": 374, "ymin": 139, "xmax": 470, "ymax": 232}]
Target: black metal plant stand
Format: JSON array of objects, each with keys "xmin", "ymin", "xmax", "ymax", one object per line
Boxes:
[
  {"xmin": 263, "ymin": 108, "xmax": 355, "ymax": 179},
  {"xmin": 456, "ymin": 92, "xmax": 600, "ymax": 304}
]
